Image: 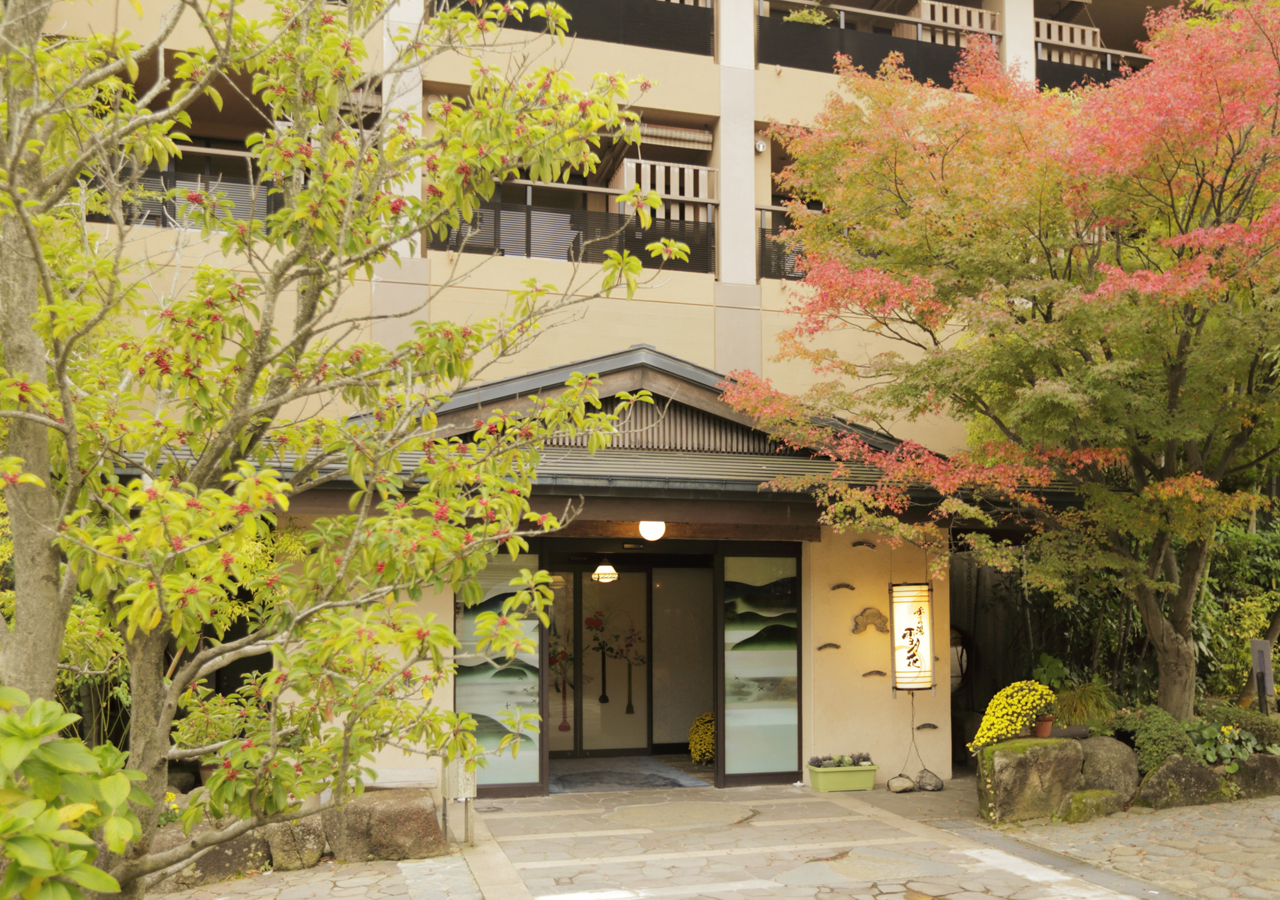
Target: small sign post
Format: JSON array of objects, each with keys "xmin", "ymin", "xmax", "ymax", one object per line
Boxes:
[
  {"xmin": 443, "ymin": 759, "xmax": 477, "ymax": 846},
  {"xmin": 1252, "ymin": 639, "xmax": 1276, "ymax": 716}
]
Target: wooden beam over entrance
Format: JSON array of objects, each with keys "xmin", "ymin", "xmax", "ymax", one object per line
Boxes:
[{"xmin": 548, "ymin": 519, "xmax": 820, "ymax": 542}]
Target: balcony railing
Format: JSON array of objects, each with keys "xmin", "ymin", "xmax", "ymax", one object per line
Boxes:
[
  {"xmin": 88, "ymin": 148, "xmax": 282, "ymax": 228},
  {"xmin": 427, "ymin": 200, "xmax": 716, "ymax": 274},
  {"xmin": 757, "ymin": 209, "xmax": 803, "ymax": 281},
  {"xmin": 758, "ymin": 16, "xmax": 965, "ymax": 83},
  {"xmin": 1034, "ymin": 16, "xmax": 1149, "ymax": 91},
  {"xmin": 502, "ymin": 0, "xmax": 714, "ymax": 56},
  {"xmin": 758, "ymin": 1, "xmax": 998, "ymax": 85}
]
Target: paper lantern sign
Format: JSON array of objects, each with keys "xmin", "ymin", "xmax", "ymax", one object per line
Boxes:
[{"xmin": 891, "ymin": 584, "xmax": 934, "ymax": 691}]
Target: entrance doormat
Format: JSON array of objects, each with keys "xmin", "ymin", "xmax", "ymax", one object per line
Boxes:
[{"xmin": 549, "ymin": 756, "xmax": 712, "ymax": 793}]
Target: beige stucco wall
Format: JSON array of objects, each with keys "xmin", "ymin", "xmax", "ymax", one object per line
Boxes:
[
  {"xmin": 422, "ymin": 33, "xmax": 720, "ymax": 118},
  {"xmin": 760, "ymin": 282, "xmax": 970, "ymax": 455},
  {"xmin": 365, "ymin": 585, "xmax": 455, "ymax": 800},
  {"xmin": 424, "ymin": 250, "xmax": 718, "ymax": 376},
  {"xmin": 802, "ymin": 528, "xmax": 952, "ymax": 784},
  {"xmin": 756, "ymin": 65, "xmax": 840, "ymax": 128}
]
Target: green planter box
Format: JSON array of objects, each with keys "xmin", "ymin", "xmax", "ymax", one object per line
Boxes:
[{"xmin": 807, "ymin": 763, "xmax": 879, "ymax": 792}]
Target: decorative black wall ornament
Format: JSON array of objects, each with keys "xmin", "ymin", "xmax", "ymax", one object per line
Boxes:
[
  {"xmin": 916, "ymin": 723, "xmax": 938, "ymax": 730},
  {"xmin": 853, "ymin": 607, "xmax": 889, "ymax": 635},
  {"xmin": 817, "ymin": 643, "xmax": 841, "ymax": 651},
  {"xmin": 831, "ymin": 583, "xmax": 857, "ymax": 592},
  {"xmin": 862, "ymin": 670, "xmax": 887, "ymax": 677},
  {"xmin": 851, "ymin": 540, "xmax": 877, "ymax": 549}
]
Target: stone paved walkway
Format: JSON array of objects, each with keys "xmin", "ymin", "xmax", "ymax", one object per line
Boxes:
[
  {"xmin": 1014, "ymin": 796, "xmax": 1280, "ymax": 900},
  {"xmin": 155, "ymin": 855, "xmax": 481, "ymax": 900},
  {"xmin": 156, "ymin": 783, "xmax": 1192, "ymax": 900}
]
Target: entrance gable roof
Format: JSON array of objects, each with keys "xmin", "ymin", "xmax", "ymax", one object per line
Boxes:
[{"xmin": 435, "ymin": 344, "xmax": 899, "ymax": 453}]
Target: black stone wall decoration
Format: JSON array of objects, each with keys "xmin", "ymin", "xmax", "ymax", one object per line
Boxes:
[
  {"xmin": 831, "ymin": 583, "xmax": 857, "ymax": 592},
  {"xmin": 862, "ymin": 670, "xmax": 887, "ymax": 677},
  {"xmin": 852, "ymin": 607, "xmax": 889, "ymax": 635},
  {"xmin": 851, "ymin": 540, "xmax": 877, "ymax": 549},
  {"xmin": 916, "ymin": 723, "xmax": 938, "ymax": 730},
  {"xmin": 817, "ymin": 643, "xmax": 841, "ymax": 651}
]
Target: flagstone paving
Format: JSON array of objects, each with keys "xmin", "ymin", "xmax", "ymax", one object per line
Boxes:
[
  {"xmin": 155, "ymin": 782, "xmax": 1195, "ymax": 900},
  {"xmin": 1013, "ymin": 795, "xmax": 1280, "ymax": 900}
]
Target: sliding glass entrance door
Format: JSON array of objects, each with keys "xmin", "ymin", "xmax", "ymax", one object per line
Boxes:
[
  {"xmin": 717, "ymin": 552, "xmax": 801, "ymax": 786},
  {"xmin": 455, "ymin": 554, "xmax": 544, "ymax": 794},
  {"xmin": 581, "ymin": 571, "xmax": 649, "ymax": 753},
  {"xmin": 549, "ymin": 569, "xmax": 651, "ymax": 757}
]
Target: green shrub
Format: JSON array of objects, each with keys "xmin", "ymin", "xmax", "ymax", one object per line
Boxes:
[
  {"xmin": 1055, "ymin": 679, "xmax": 1120, "ymax": 726},
  {"xmin": 1107, "ymin": 706, "xmax": 1200, "ymax": 775},
  {"xmin": 1184, "ymin": 720, "xmax": 1277, "ymax": 773},
  {"xmin": 809, "ymin": 752, "xmax": 872, "ymax": 768},
  {"xmin": 1201, "ymin": 704, "xmax": 1280, "ymax": 748},
  {"xmin": 783, "ymin": 8, "xmax": 832, "ymax": 26}
]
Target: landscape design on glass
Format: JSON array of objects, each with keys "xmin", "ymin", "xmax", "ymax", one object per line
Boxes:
[
  {"xmin": 456, "ymin": 559, "xmax": 541, "ymax": 785},
  {"xmin": 724, "ymin": 557, "xmax": 799, "ymax": 775}
]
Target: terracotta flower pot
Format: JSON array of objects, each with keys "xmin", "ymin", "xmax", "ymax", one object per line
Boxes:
[{"xmin": 1033, "ymin": 715, "xmax": 1055, "ymax": 738}]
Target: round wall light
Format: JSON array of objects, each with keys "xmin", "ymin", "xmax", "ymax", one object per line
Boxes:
[
  {"xmin": 591, "ymin": 560, "xmax": 618, "ymax": 583},
  {"xmin": 639, "ymin": 521, "xmax": 666, "ymax": 541}
]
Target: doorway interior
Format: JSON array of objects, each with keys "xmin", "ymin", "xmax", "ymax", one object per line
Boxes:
[{"xmin": 546, "ymin": 551, "xmax": 716, "ymax": 793}]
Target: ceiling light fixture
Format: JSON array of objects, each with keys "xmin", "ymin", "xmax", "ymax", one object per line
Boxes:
[
  {"xmin": 591, "ymin": 559, "xmax": 618, "ymax": 583},
  {"xmin": 639, "ymin": 521, "xmax": 666, "ymax": 541}
]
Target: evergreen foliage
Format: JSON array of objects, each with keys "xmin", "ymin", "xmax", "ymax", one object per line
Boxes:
[{"xmin": 1108, "ymin": 706, "xmax": 1200, "ymax": 775}]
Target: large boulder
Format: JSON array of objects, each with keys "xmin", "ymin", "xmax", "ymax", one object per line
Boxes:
[
  {"xmin": 917, "ymin": 769, "xmax": 944, "ymax": 791},
  {"xmin": 263, "ymin": 816, "xmax": 326, "ymax": 871},
  {"xmin": 1234, "ymin": 753, "xmax": 1280, "ymax": 799},
  {"xmin": 321, "ymin": 788, "xmax": 446, "ymax": 862},
  {"xmin": 149, "ymin": 820, "xmax": 271, "ymax": 894},
  {"xmin": 1079, "ymin": 736, "xmax": 1140, "ymax": 801},
  {"xmin": 887, "ymin": 775, "xmax": 916, "ymax": 793},
  {"xmin": 1058, "ymin": 789, "xmax": 1124, "ymax": 824},
  {"xmin": 977, "ymin": 738, "xmax": 1084, "ymax": 823},
  {"xmin": 1133, "ymin": 754, "xmax": 1230, "ymax": 809}
]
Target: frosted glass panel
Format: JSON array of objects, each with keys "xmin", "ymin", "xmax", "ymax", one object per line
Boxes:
[
  {"xmin": 724, "ymin": 557, "xmax": 798, "ymax": 775},
  {"xmin": 547, "ymin": 573, "xmax": 576, "ymax": 752},
  {"xmin": 581, "ymin": 572, "xmax": 648, "ymax": 751},
  {"xmin": 653, "ymin": 568, "xmax": 714, "ymax": 744},
  {"xmin": 456, "ymin": 555, "xmax": 540, "ymax": 786}
]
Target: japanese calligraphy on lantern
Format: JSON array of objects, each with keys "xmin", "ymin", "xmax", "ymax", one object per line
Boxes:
[{"xmin": 891, "ymin": 584, "xmax": 934, "ymax": 691}]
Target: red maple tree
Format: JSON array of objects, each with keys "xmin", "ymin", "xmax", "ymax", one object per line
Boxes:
[{"xmin": 727, "ymin": 2, "xmax": 1280, "ymax": 719}]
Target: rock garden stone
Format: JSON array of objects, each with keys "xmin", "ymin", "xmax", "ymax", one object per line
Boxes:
[
  {"xmin": 887, "ymin": 775, "xmax": 916, "ymax": 793},
  {"xmin": 1133, "ymin": 754, "xmax": 1231, "ymax": 809},
  {"xmin": 264, "ymin": 816, "xmax": 326, "ymax": 871},
  {"xmin": 1079, "ymin": 736, "xmax": 1140, "ymax": 800},
  {"xmin": 1233, "ymin": 754, "xmax": 1280, "ymax": 799},
  {"xmin": 916, "ymin": 769, "xmax": 944, "ymax": 791},
  {"xmin": 1057, "ymin": 789, "xmax": 1124, "ymax": 823},
  {"xmin": 148, "ymin": 820, "xmax": 271, "ymax": 893},
  {"xmin": 977, "ymin": 738, "xmax": 1084, "ymax": 823},
  {"xmin": 166, "ymin": 768, "xmax": 197, "ymax": 794},
  {"xmin": 321, "ymin": 788, "xmax": 446, "ymax": 862}
]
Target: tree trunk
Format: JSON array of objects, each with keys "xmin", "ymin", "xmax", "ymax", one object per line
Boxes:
[
  {"xmin": 106, "ymin": 628, "xmax": 171, "ymax": 900},
  {"xmin": 1132, "ymin": 536, "xmax": 1212, "ymax": 721},
  {"xmin": 0, "ymin": 0, "xmax": 70, "ymax": 703},
  {"xmin": 1153, "ymin": 632, "xmax": 1197, "ymax": 720}
]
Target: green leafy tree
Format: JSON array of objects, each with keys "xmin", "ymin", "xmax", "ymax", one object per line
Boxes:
[
  {"xmin": 0, "ymin": 0, "xmax": 687, "ymax": 895},
  {"xmin": 726, "ymin": 4, "xmax": 1280, "ymax": 720}
]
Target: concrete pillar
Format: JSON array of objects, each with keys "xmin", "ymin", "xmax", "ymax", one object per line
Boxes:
[
  {"xmin": 714, "ymin": 0, "xmax": 763, "ymax": 375},
  {"xmin": 986, "ymin": 0, "xmax": 1036, "ymax": 83},
  {"xmin": 383, "ymin": 0, "xmax": 426, "ymax": 257},
  {"xmin": 372, "ymin": 0, "xmax": 429, "ymax": 345}
]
